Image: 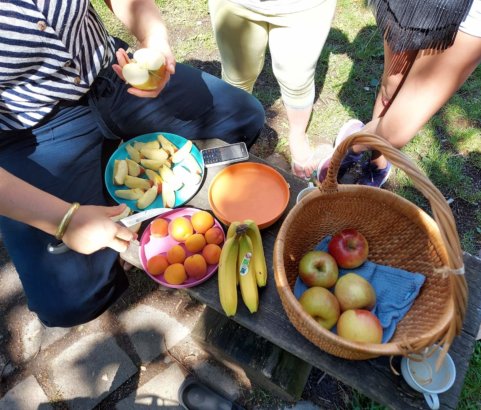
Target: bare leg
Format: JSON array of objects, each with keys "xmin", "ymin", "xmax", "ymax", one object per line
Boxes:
[
  {"xmin": 362, "ymin": 31, "xmax": 481, "ymax": 169},
  {"xmin": 372, "ymin": 43, "xmax": 418, "ymax": 120},
  {"xmin": 288, "ymin": 105, "xmax": 316, "ymax": 178}
]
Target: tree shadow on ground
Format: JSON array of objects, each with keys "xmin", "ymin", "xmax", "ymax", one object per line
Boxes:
[{"xmin": 333, "ymin": 24, "xmax": 384, "ymax": 122}]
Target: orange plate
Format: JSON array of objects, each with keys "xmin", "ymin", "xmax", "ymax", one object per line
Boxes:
[{"xmin": 208, "ymin": 162, "xmax": 290, "ymax": 229}]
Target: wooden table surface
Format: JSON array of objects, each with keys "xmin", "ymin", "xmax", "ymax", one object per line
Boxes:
[{"xmin": 122, "ymin": 139, "xmax": 481, "ymax": 410}]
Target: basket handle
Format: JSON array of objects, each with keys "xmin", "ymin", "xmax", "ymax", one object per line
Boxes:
[{"xmin": 318, "ymin": 132, "xmax": 467, "ymax": 354}]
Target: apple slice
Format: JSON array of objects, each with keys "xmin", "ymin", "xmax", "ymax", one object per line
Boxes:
[
  {"xmin": 161, "ymin": 181, "xmax": 175, "ymax": 208},
  {"xmin": 160, "ymin": 165, "xmax": 183, "ymax": 191},
  {"xmin": 126, "ymin": 158, "xmax": 144, "ymax": 177},
  {"xmin": 140, "ymin": 147, "xmax": 169, "ymax": 162},
  {"xmin": 124, "ymin": 175, "xmax": 152, "ymax": 190},
  {"xmin": 142, "ymin": 140, "xmax": 160, "ymax": 149},
  {"xmin": 110, "ymin": 205, "xmax": 131, "ymax": 222},
  {"xmin": 114, "ymin": 188, "xmax": 144, "ymax": 200},
  {"xmin": 173, "ymin": 164, "xmax": 201, "ymax": 186},
  {"xmin": 145, "ymin": 169, "xmax": 163, "ymax": 185},
  {"xmin": 125, "ymin": 144, "xmax": 141, "ymax": 163},
  {"xmin": 141, "ymin": 159, "xmax": 165, "ymax": 171},
  {"xmin": 137, "ymin": 185, "xmax": 158, "ymax": 209},
  {"xmin": 133, "ymin": 140, "xmax": 160, "ymax": 151},
  {"xmin": 180, "ymin": 153, "xmax": 202, "ymax": 175},
  {"xmin": 128, "ymin": 222, "xmax": 142, "ymax": 233},
  {"xmin": 157, "ymin": 134, "xmax": 177, "ymax": 156},
  {"xmin": 113, "ymin": 159, "xmax": 128, "ymax": 185},
  {"xmin": 171, "ymin": 140, "xmax": 193, "ymax": 164}
]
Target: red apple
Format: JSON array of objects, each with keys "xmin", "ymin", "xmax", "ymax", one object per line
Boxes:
[
  {"xmin": 299, "ymin": 287, "xmax": 340, "ymax": 330},
  {"xmin": 334, "ymin": 273, "xmax": 376, "ymax": 311},
  {"xmin": 328, "ymin": 228, "xmax": 369, "ymax": 269},
  {"xmin": 298, "ymin": 251, "xmax": 339, "ymax": 288},
  {"xmin": 337, "ymin": 309, "xmax": 383, "ymax": 343}
]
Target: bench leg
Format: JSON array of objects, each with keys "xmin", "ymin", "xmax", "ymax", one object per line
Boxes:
[{"xmin": 192, "ymin": 307, "xmax": 312, "ymax": 402}]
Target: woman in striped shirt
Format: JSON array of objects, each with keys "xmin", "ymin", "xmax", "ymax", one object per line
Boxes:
[{"xmin": 0, "ymin": 0, "xmax": 265, "ymax": 327}]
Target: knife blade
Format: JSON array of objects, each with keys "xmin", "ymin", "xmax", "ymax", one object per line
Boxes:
[{"xmin": 119, "ymin": 207, "xmax": 173, "ymax": 227}]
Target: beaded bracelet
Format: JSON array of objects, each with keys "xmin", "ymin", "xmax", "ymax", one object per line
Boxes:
[{"xmin": 55, "ymin": 202, "xmax": 80, "ymax": 240}]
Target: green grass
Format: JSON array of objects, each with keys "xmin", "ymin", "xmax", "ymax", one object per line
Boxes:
[
  {"xmin": 93, "ymin": 0, "xmax": 481, "ymax": 407},
  {"xmin": 459, "ymin": 341, "xmax": 481, "ymax": 409}
]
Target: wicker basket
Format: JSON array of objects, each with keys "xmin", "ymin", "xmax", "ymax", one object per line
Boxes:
[{"xmin": 273, "ymin": 133, "xmax": 467, "ymax": 360}]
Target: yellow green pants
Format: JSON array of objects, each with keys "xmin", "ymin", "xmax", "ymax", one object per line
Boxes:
[{"xmin": 209, "ymin": 0, "xmax": 337, "ymax": 109}]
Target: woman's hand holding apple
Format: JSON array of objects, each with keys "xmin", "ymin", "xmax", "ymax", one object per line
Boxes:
[{"xmin": 113, "ymin": 46, "xmax": 175, "ymax": 98}]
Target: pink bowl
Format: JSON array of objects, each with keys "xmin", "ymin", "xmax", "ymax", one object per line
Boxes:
[{"xmin": 139, "ymin": 207, "xmax": 225, "ymax": 288}]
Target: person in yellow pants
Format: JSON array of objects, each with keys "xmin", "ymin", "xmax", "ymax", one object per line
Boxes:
[{"xmin": 209, "ymin": 0, "xmax": 337, "ymax": 180}]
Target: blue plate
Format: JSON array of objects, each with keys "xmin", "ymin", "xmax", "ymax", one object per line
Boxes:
[{"xmin": 105, "ymin": 132, "xmax": 205, "ymax": 212}]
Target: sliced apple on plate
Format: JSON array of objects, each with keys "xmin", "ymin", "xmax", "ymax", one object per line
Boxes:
[
  {"xmin": 113, "ymin": 159, "xmax": 128, "ymax": 185},
  {"xmin": 137, "ymin": 185, "xmax": 158, "ymax": 209},
  {"xmin": 173, "ymin": 164, "xmax": 201, "ymax": 186},
  {"xmin": 140, "ymin": 147, "xmax": 169, "ymax": 162},
  {"xmin": 126, "ymin": 159, "xmax": 144, "ymax": 177},
  {"xmin": 157, "ymin": 134, "xmax": 177, "ymax": 156},
  {"xmin": 114, "ymin": 188, "xmax": 144, "ymax": 200},
  {"xmin": 141, "ymin": 158, "xmax": 166, "ymax": 171},
  {"xmin": 160, "ymin": 165, "xmax": 183, "ymax": 191},
  {"xmin": 171, "ymin": 140, "xmax": 193, "ymax": 164},
  {"xmin": 180, "ymin": 153, "xmax": 202, "ymax": 175},
  {"xmin": 145, "ymin": 169, "xmax": 163, "ymax": 185},
  {"xmin": 124, "ymin": 175, "xmax": 152, "ymax": 190},
  {"xmin": 162, "ymin": 181, "xmax": 175, "ymax": 208},
  {"xmin": 125, "ymin": 144, "xmax": 141, "ymax": 163}
]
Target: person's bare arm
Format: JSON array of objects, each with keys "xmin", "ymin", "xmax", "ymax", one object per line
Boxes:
[
  {"xmin": 105, "ymin": 0, "xmax": 176, "ymax": 97},
  {"xmin": 0, "ymin": 167, "xmax": 134, "ymax": 254}
]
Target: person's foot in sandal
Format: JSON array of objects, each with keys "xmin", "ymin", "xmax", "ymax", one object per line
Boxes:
[{"xmin": 291, "ymin": 144, "xmax": 334, "ymax": 180}]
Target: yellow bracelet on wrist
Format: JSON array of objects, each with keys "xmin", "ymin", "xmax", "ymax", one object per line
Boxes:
[{"xmin": 55, "ymin": 202, "xmax": 80, "ymax": 240}]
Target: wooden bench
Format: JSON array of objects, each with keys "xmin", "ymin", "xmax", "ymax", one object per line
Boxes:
[{"xmin": 122, "ymin": 139, "xmax": 481, "ymax": 409}]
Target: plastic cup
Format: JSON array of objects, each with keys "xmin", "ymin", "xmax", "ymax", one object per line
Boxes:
[
  {"xmin": 296, "ymin": 182, "xmax": 317, "ymax": 204},
  {"xmin": 400, "ymin": 345, "xmax": 456, "ymax": 410}
]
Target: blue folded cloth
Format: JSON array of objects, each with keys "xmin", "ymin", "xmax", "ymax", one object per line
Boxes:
[{"xmin": 294, "ymin": 236, "xmax": 426, "ymax": 343}]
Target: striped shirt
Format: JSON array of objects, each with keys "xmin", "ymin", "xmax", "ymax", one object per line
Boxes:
[{"xmin": 0, "ymin": 1, "xmax": 116, "ymax": 131}]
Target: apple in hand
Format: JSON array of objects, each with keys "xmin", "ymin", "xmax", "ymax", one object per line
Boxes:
[
  {"xmin": 299, "ymin": 287, "xmax": 340, "ymax": 330},
  {"xmin": 299, "ymin": 251, "xmax": 339, "ymax": 288},
  {"xmin": 328, "ymin": 228, "xmax": 369, "ymax": 269},
  {"xmin": 122, "ymin": 48, "xmax": 166, "ymax": 91},
  {"xmin": 334, "ymin": 273, "xmax": 376, "ymax": 311},
  {"xmin": 337, "ymin": 309, "xmax": 383, "ymax": 343}
]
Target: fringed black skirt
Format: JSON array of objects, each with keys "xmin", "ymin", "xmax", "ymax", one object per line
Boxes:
[{"xmin": 369, "ymin": 0, "xmax": 475, "ymax": 52}]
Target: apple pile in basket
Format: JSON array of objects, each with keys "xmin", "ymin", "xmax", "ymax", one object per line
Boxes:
[{"xmin": 298, "ymin": 228, "xmax": 382, "ymax": 344}]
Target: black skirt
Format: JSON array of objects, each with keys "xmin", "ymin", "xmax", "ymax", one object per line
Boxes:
[{"xmin": 369, "ymin": 0, "xmax": 474, "ymax": 52}]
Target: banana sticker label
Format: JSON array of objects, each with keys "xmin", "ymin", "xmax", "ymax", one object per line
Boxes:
[{"xmin": 239, "ymin": 252, "xmax": 252, "ymax": 276}]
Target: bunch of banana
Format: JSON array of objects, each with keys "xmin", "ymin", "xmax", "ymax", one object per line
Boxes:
[{"xmin": 218, "ymin": 220, "xmax": 267, "ymax": 316}]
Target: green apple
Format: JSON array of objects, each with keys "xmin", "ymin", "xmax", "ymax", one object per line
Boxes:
[
  {"xmin": 298, "ymin": 250, "xmax": 339, "ymax": 288},
  {"xmin": 337, "ymin": 309, "xmax": 383, "ymax": 343},
  {"xmin": 299, "ymin": 287, "xmax": 340, "ymax": 330},
  {"xmin": 334, "ymin": 273, "xmax": 376, "ymax": 311}
]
